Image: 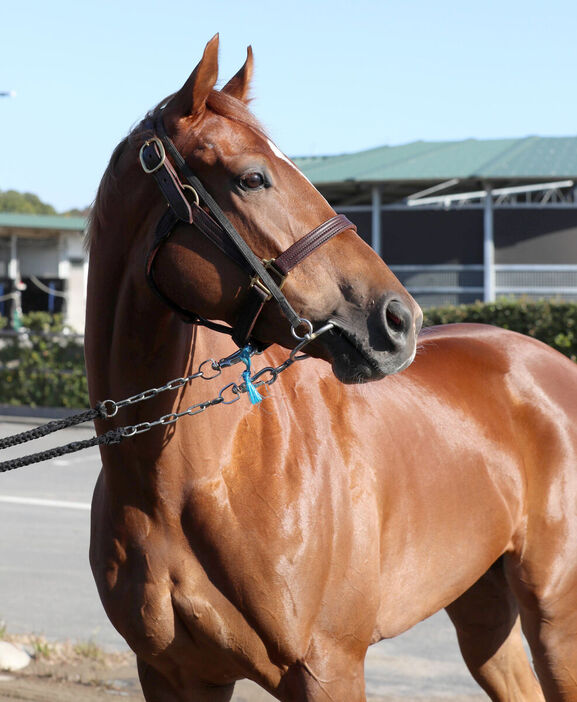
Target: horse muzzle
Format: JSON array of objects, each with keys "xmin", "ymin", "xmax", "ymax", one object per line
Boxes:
[{"xmin": 317, "ymin": 293, "xmax": 422, "ymax": 384}]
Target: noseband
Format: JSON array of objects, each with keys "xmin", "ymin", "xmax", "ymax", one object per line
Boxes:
[{"xmin": 140, "ymin": 115, "xmax": 356, "ymax": 350}]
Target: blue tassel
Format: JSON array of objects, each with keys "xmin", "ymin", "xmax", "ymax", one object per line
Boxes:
[
  {"xmin": 239, "ymin": 347, "xmax": 262, "ymax": 405},
  {"xmin": 242, "ymin": 369, "xmax": 263, "ymax": 405}
]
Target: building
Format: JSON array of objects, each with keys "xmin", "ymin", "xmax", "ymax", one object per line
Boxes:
[
  {"xmin": 295, "ymin": 135, "xmax": 577, "ymax": 307},
  {"xmin": 0, "ymin": 213, "xmax": 86, "ymax": 331}
]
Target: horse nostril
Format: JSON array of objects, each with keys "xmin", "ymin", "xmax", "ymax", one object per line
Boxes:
[
  {"xmin": 384, "ymin": 299, "xmax": 409, "ymax": 337},
  {"xmin": 386, "ymin": 307, "xmax": 403, "ymax": 332}
]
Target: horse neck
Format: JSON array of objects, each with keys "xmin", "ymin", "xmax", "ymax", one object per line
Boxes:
[{"xmin": 85, "ymin": 229, "xmax": 257, "ymax": 509}]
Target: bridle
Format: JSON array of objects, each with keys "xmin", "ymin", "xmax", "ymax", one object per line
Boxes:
[{"xmin": 139, "ymin": 114, "xmax": 356, "ymax": 350}]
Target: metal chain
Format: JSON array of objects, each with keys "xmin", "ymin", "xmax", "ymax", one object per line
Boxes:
[
  {"xmin": 117, "ymin": 324, "xmax": 333, "ymax": 438},
  {"xmin": 99, "ymin": 359, "xmax": 223, "ymax": 419}
]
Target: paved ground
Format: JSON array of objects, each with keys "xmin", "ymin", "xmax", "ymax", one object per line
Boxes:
[{"xmin": 0, "ymin": 418, "xmax": 487, "ymax": 699}]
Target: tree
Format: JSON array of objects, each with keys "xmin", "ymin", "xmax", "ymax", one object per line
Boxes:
[
  {"xmin": 62, "ymin": 206, "xmax": 91, "ymax": 217},
  {"xmin": 0, "ymin": 190, "xmax": 56, "ymax": 215}
]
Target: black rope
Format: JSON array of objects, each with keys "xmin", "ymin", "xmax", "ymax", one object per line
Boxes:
[
  {"xmin": 0, "ymin": 428, "xmax": 125, "ymax": 473},
  {"xmin": 0, "ymin": 405, "xmax": 106, "ymax": 450}
]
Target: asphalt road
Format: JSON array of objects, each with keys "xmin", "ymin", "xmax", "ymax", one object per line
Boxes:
[{"xmin": 0, "ymin": 419, "xmax": 484, "ymax": 699}]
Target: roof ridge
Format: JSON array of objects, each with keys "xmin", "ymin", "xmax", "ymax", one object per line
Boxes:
[
  {"xmin": 299, "ymin": 140, "xmax": 469, "ymax": 180},
  {"xmin": 297, "ymin": 135, "xmax": 575, "ymax": 164},
  {"xmin": 303, "ymin": 139, "xmax": 448, "ymax": 162},
  {"xmin": 307, "ymin": 143, "xmax": 394, "ymax": 167}
]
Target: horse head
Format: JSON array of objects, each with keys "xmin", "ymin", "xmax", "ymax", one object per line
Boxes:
[{"xmin": 92, "ymin": 35, "xmax": 421, "ymax": 383}]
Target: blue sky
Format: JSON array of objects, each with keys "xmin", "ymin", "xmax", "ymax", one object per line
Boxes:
[{"xmin": 2, "ymin": 0, "xmax": 577, "ymax": 212}]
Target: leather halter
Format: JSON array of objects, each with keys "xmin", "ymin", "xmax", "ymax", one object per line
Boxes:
[{"xmin": 140, "ymin": 115, "xmax": 356, "ymax": 349}]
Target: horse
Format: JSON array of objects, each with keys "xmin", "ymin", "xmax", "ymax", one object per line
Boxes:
[{"xmin": 85, "ymin": 34, "xmax": 577, "ymax": 702}]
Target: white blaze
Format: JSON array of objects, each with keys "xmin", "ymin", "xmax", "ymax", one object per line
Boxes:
[{"xmin": 267, "ymin": 139, "xmax": 314, "ymax": 185}]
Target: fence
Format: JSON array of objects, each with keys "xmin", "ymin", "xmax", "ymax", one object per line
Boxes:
[{"xmin": 391, "ymin": 264, "xmax": 577, "ymax": 308}]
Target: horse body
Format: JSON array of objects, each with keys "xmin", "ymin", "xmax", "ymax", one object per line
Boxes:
[
  {"xmin": 86, "ymin": 35, "xmax": 577, "ymax": 701},
  {"xmin": 89, "ymin": 317, "xmax": 577, "ymax": 700}
]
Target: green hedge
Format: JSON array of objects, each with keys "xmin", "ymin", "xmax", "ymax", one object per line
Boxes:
[
  {"xmin": 0, "ymin": 313, "xmax": 89, "ymax": 408},
  {"xmin": 422, "ymin": 299, "xmax": 577, "ymax": 362}
]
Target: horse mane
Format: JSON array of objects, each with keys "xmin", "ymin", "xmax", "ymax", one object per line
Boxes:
[{"xmin": 86, "ymin": 90, "xmax": 268, "ymax": 251}]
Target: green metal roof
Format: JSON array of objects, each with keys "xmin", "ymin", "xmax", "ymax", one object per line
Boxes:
[
  {"xmin": 294, "ymin": 136, "xmax": 577, "ymax": 184},
  {"xmin": 0, "ymin": 213, "xmax": 86, "ymax": 231}
]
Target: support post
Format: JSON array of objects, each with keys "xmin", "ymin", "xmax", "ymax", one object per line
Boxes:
[
  {"xmin": 8, "ymin": 235, "xmax": 22, "ymax": 330},
  {"xmin": 483, "ymin": 186, "xmax": 495, "ymax": 302},
  {"xmin": 371, "ymin": 185, "xmax": 382, "ymax": 258},
  {"xmin": 57, "ymin": 234, "xmax": 69, "ymax": 320},
  {"xmin": 8, "ymin": 235, "xmax": 18, "ymax": 281}
]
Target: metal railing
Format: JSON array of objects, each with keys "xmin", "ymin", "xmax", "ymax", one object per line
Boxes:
[{"xmin": 391, "ymin": 264, "xmax": 577, "ymax": 307}]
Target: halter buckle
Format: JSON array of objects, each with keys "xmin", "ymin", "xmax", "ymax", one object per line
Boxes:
[
  {"xmin": 139, "ymin": 137, "xmax": 166, "ymax": 174},
  {"xmin": 249, "ymin": 259, "xmax": 287, "ymax": 301}
]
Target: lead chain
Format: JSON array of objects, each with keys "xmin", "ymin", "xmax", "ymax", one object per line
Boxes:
[
  {"xmin": 117, "ymin": 323, "xmax": 335, "ymax": 439},
  {"xmin": 103, "ymin": 322, "xmax": 333, "ymax": 426},
  {"xmin": 101, "ymin": 358, "xmax": 226, "ymax": 418},
  {"xmin": 120, "ymin": 351, "xmax": 295, "ymax": 437}
]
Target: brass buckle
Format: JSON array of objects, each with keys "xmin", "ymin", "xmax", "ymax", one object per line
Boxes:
[
  {"xmin": 249, "ymin": 259, "xmax": 287, "ymax": 301},
  {"xmin": 139, "ymin": 137, "xmax": 166, "ymax": 174},
  {"xmin": 182, "ymin": 184, "xmax": 200, "ymax": 206}
]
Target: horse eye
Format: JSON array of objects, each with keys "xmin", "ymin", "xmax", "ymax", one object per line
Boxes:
[{"xmin": 240, "ymin": 172, "xmax": 265, "ymax": 190}]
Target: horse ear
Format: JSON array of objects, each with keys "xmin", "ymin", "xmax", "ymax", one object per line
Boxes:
[
  {"xmin": 222, "ymin": 46, "xmax": 253, "ymax": 103},
  {"xmin": 166, "ymin": 34, "xmax": 220, "ymax": 119}
]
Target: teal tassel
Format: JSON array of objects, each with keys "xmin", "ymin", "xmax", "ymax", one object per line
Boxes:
[
  {"xmin": 239, "ymin": 347, "xmax": 262, "ymax": 405},
  {"xmin": 243, "ymin": 369, "xmax": 263, "ymax": 404}
]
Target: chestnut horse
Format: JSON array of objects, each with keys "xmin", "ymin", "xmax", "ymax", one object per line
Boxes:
[{"xmin": 86, "ymin": 36, "xmax": 577, "ymax": 701}]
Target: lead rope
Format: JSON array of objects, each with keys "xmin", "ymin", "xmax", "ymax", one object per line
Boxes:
[
  {"xmin": 0, "ymin": 324, "xmax": 333, "ymax": 473},
  {"xmin": 0, "ymin": 407, "xmax": 105, "ymax": 450},
  {"xmin": 0, "ymin": 429, "xmax": 125, "ymax": 473}
]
